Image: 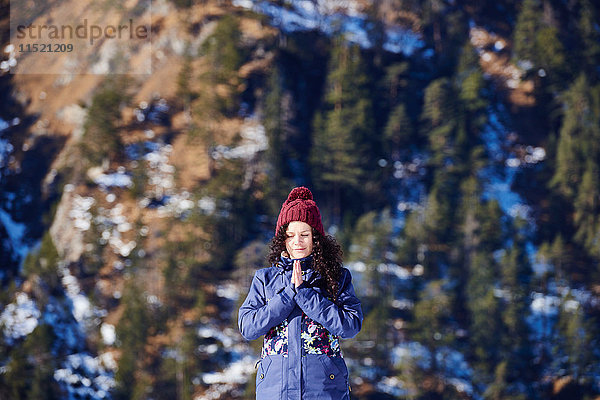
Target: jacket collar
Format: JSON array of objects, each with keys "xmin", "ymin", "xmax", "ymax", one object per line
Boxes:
[
  {"xmin": 277, "ymin": 253, "xmax": 313, "ymax": 271},
  {"xmin": 277, "ymin": 253, "xmax": 323, "ymax": 284}
]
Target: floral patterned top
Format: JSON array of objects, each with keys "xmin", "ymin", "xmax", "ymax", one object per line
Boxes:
[
  {"xmin": 262, "ymin": 313, "xmax": 341, "ymax": 358},
  {"xmin": 301, "ymin": 312, "xmax": 341, "ymax": 356},
  {"xmin": 262, "ymin": 318, "xmax": 289, "ymax": 358}
]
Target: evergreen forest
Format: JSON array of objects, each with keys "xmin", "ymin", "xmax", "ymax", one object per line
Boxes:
[{"xmin": 0, "ymin": 0, "xmax": 600, "ymax": 399}]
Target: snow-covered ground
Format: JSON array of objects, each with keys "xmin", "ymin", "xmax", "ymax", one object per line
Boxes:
[
  {"xmin": 1, "ymin": 119, "xmax": 30, "ymax": 263},
  {"xmin": 67, "ymin": 193, "xmax": 138, "ymax": 258},
  {"xmin": 479, "ymin": 109, "xmax": 536, "ymax": 221},
  {"xmin": 1, "ymin": 288, "xmax": 116, "ymax": 398},
  {"xmin": 211, "ymin": 118, "xmax": 268, "ymax": 161},
  {"xmin": 0, "ymin": 292, "xmax": 40, "ymax": 345},
  {"xmin": 0, "ymin": 207, "xmax": 29, "ymax": 261},
  {"xmin": 232, "ymin": 0, "xmax": 423, "ymax": 55},
  {"xmin": 59, "ymin": 261, "xmax": 107, "ymax": 329},
  {"xmin": 54, "ymin": 352, "xmax": 116, "ymax": 399},
  {"xmin": 1, "ymin": 44, "xmax": 18, "ymax": 74},
  {"xmin": 201, "ymin": 355, "xmax": 256, "ymax": 385},
  {"xmin": 386, "ymin": 342, "xmax": 474, "ymax": 397},
  {"xmin": 391, "ymin": 154, "xmax": 428, "ymax": 231},
  {"xmin": 92, "ymin": 170, "xmax": 134, "ymax": 189}
]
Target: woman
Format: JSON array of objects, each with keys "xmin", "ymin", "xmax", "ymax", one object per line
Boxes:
[{"xmin": 238, "ymin": 187, "xmax": 363, "ymax": 400}]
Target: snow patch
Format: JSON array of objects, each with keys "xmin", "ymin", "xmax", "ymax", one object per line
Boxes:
[
  {"xmin": 1, "ymin": 44, "xmax": 17, "ymax": 73},
  {"xmin": 201, "ymin": 355, "xmax": 255, "ymax": 385},
  {"xmin": 197, "ymin": 326, "xmax": 235, "ymax": 348},
  {"xmin": 58, "ymin": 263, "xmax": 107, "ymax": 333},
  {"xmin": 216, "ymin": 283, "xmax": 239, "ymax": 301},
  {"xmin": 0, "ymin": 292, "xmax": 40, "ymax": 344},
  {"xmin": 42, "ymin": 298, "xmax": 82, "ymax": 350},
  {"xmin": 375, "ymin": 376, "xmax": 411, "ymax": 397},
  {"xmin": 211, "ymin": 118, "xmax": 268, "ymax": 161},
  {"xmin": 530, "ymin": 293, "xmax": 561, "ymax": 316},
  {"xmin": 69, "ymin": 195, "xmax": 95, "ymax": 232},
  {"xmin": 198, "ymin": 196, "xmax": 217, "ymax": 215},
  {"xmin": 100, "ymin": 323, "xmax": 116, "ymax": 346},
  {"xmin": 233, "ymin": 0, "xmax": 423, "ymax": 55},
  {"xmin": 54, "ymin": 353, "xmax": 115, "ymax": 399},
  {"xmin": 93, "ymin": 171, "xmax": 134, "ymax": 188},
  {"xmin": 376, "ymin": 263, "xmax": 413, "ymax": 280},
  {"xmin": 92, "ymin": 203, "xmax": 137, "ymax": 257},
  {"xmin": 156, "ymin": 191, "xmax": 195, "ymax": 218},
  {"xmin": 144, "ymin": 143, "xmax": 175, "ymax": 201},
  {"xmin": 391, "ymin": 342, "xmax": 473, "ymax": 393},
  {"xmin": 0, "ymin": 207, "xmax": 29, "ymax": 260},
  {"xmin": 56, "ymin": 104, "xmax": 87, "ymax": 139}
]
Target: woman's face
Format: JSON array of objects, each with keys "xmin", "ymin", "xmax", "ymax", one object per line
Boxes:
[{"xmin": 285, "ymin": 221, "xmax": 313, "ymax": 259}]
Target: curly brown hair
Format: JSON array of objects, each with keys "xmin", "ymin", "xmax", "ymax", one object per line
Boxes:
[{"xmin": 268, "ymin": 224, "xmax": 343, "ymax": 301}]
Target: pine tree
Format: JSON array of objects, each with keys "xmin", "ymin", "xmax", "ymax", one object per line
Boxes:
[
  {"xmin": 383, "ymin": 62, "xmax": 410, "ymax": 108},
  {"xmin": 363, "ymin": 1, "xmax": 386, "ymax": 66},
  {"xmin": 396, "ymin": 207, "xmax": 426, "ymax": 268},
  {"xmin": 22, "ymin": 323, "xmax": 59, "ymax": 400},
  {"xmin": 535, "ymin": 25, "xmax": 566, "ymax": 76},
  {"xmin": 263, "ymin": 64, "xmax": 294, "ymax": 215},
  {"xmin": 460, "ymin": 179, "xmax": 504, "ymax": 381},
  {"xmin": 26, "ymin": 360, "xmax": 57, "ymax": 400},
  {"xmin": 347, "ymin": 209, "xmax": 394, "ymax": 309},
  {"xmin": 575, "ymin": 0, "xmax": 600, "ymax": 77},
  {"xmin": 423, "ymin": 172, "xmax": 456, "ymax": 244},
  {"xmin": 410, "ymin": 280, "xmax": 454, "ymax": 372},
  {"xmin": 573, "ymin": 161, "xmax": 600, "ymax": 258},
  {"xmin": 455, "ymin": 42, "xmax": 488, "ymax": 176},
  {"xmin": 496, "ymin": 219, "xmax": 537, "ymax": 397},
  {"xmin": 556, "ymin": 293, "xmax": 600, "ymax": 386},
  {"xmin": 201, "ymin": 15, "xmax": 245, "ymax": 84},
  {"xmin": 551, "ymin": 75, "xmax": 600, "ymax": 258},
  {"xmin": 199, "ymin": 15, "xmax": 246, "ymax": 116},
  {"xmin": 310, "ymin": 37, "xmax": 377, "ymax": 224},
  {"xmin": 177, "ymin": 48, "xmax": 195, "ymax": 121},
  {"xmin": 384, "ymin": 103, "xmax": 413, "ymax": 158},
  {"xmin": 421, "ymin": 77, "xmax": 457, "ymax": 167},
  {"xmin": 512, "ymin": 0, "xmax": 541, "ymax": 67},
  {"xmin": 81, "ymin": 77, "xmax": 128, "ymax": 166},
  {"xmin": 3, "ymin": 346, "xmax": 30, "ymax": 400},
  {"xmin": 115, "ymin": 281, "xmax": 151, "ymax": 400},
  {"xmin": 22, "ymin": 232, "xmax": 62, "ymax": 303},
  {"xmin": 466, "ymin": 251, "xmax": 501, "ymax": 379},
  {"xmin": 551, "ymin": 75, "xmax": 599, "ymax": 196}
]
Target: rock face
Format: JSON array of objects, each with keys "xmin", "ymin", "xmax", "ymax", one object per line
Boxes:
[{"xmin": 49, "ymin": 187, "xmax": 86, "ymax": 264}]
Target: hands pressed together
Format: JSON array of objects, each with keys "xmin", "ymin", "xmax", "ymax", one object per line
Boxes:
[{"xmin": 291, "ymin": 260, "xmax": 304, "ymax": 288}]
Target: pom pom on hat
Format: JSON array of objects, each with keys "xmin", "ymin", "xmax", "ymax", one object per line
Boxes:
[
  {"xmin": 276, "ymin": 187, "xmax": 324, "ymax": 236},
  {"xmin": 286, "ymin": 187, "xmax": 313, "ymax": 202}
]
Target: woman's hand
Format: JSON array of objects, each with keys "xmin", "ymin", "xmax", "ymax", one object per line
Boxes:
[{"xmin": 291, "ymin": 260, "xmax": 303, "ymax": 288}]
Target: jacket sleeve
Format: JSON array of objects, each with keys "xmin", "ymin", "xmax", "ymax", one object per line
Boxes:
[
  {"xmin": 295, "ymin": 268, "xmax": 363, "ymax": 339},
  {"xmin": 238, "ymin": 270, "xmax": 297, "ymax": 341}
]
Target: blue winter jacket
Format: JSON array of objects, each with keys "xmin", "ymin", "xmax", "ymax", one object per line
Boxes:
[{"xmin": 238, "ymin": 254, "xmax": 363, "ymax": 400}]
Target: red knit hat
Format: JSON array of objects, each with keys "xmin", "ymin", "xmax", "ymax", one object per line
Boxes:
[{"xmin": 276, "ymin": 187, "xmax": 325, "ymax": 236}]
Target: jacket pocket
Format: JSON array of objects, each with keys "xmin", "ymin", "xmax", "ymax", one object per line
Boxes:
[
  {"xmin": 304, "ymin": 354, "xmax": 349, "ymax": 399},
  {"xmin": 256, "ymin": 355, "xmax": 282, "ymax": 399}
]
